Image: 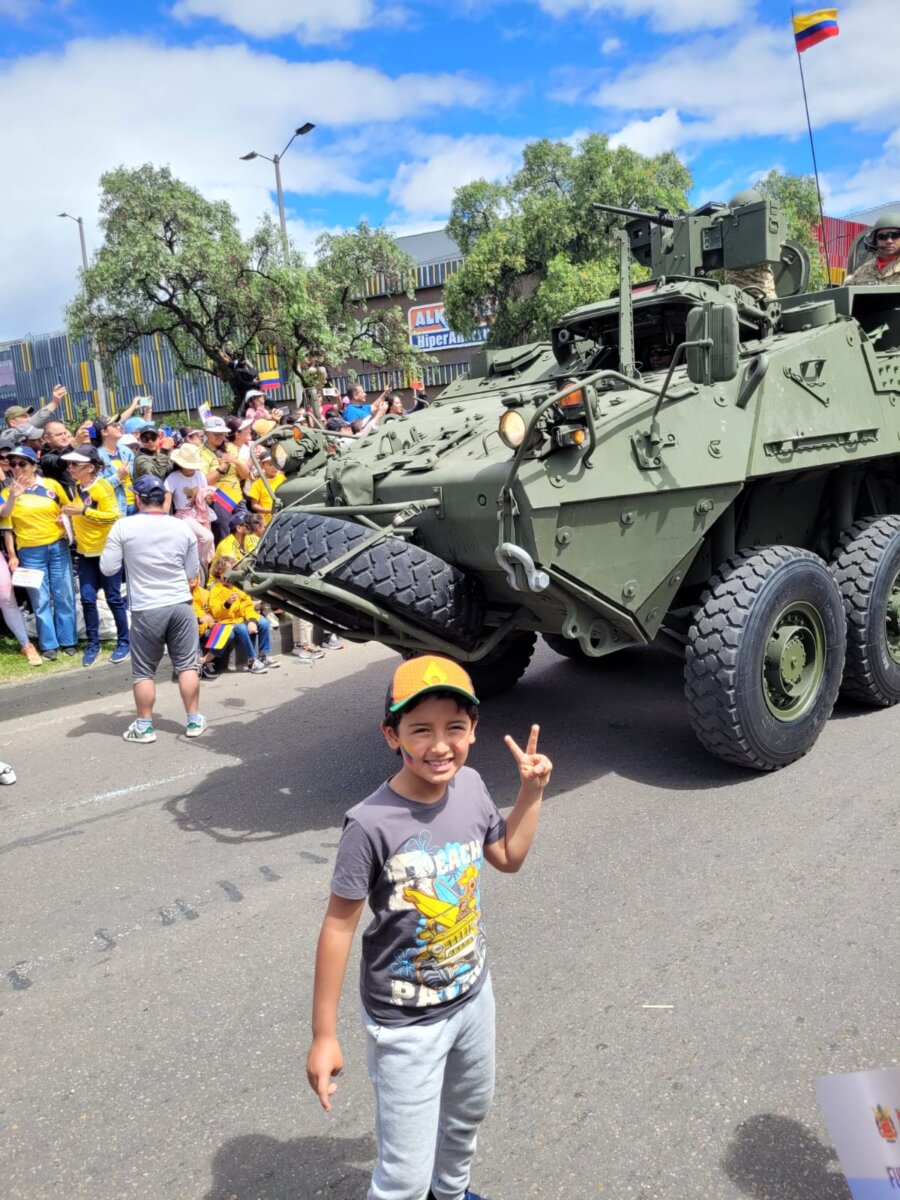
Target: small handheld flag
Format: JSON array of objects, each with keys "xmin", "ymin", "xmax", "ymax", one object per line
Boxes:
[
  {"xmin": 793, "ymin": 8, "xmax": 839, "ymax": 53},
  {"xmin": 205, "ymin": 623, "xmax": 234, "ymax": 652},
  {"xmin": 212, "ymin": 488, "xmax": 237, "ymax": 513},
  {"xmin": 197, "ymin": 401, "xmax": 212, "ymax": 424},
  {"xmin": 259, "ymin": 369, "xmax": 282, "ymax": 390}
]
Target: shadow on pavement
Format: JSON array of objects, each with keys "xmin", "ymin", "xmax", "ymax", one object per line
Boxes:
[
  {"xmin": 156, "ymin": 643, "xmax": 760, "ymax": 845},
  {"xmin": 203, "ymin": 1131, "xmax": 374, "ymax": 1200},
  {"xmin": 722, "ymin": 1113, "xmax": 850, "ymax": 1199}
]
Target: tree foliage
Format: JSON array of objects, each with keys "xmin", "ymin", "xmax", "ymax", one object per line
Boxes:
[
  {"xmin": 755, "ymin": 168, "xmax": 827, "ymax": 290},
  {"xmin": 67, "ymin": 164, "xmax": 423, "ymax": 408},
  {"xmin": 443, "ymin": 134, "xmax": 693, "ymax": 347}
]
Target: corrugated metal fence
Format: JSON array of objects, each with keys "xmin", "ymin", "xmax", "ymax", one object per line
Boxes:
[{"xmin": 0, "ymin": 329, "xmax": 247, "ymax": 421}]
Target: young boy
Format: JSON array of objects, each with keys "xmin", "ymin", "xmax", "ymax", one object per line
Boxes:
[{"xmin": 306, "ymin": 655, "xmax": 552, "ymax": 1200}]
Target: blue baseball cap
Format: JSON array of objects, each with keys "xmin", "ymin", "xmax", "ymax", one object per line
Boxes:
[
  {"xmin": 7, "ymin": 445, "xmax": 39, "ymax": 463},
  {"xmin": 123, "ymin": 416, "xmax": 150, "ymax": 434},
  {"xmin": 133, "ymin": 474, "xmax": 166, "ymax": 497}
]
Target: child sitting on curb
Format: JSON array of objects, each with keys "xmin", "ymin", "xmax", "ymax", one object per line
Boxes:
[{"xmin": 206, "ymin": 556, "xmax": 279, "ymax": 674}]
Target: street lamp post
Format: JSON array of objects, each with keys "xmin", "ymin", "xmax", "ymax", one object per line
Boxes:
[
  {"xmin": 240, "ymin": 122, "xmax": 316, "ymax": 408},
  {"xmin": 240, "ymin": 122, "xmax": 315, "ymax": 261},
  {"xmin": 58, "ymin": 212, "xmax": 109, "ymax": 415}
]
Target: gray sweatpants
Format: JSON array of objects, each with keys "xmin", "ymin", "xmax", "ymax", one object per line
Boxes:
[{"xmin": 363, "ymin": 976, "xmax": 495, "ymax": 1200}]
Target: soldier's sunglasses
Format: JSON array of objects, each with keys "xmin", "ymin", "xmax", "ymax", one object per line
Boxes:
[{"xmin": 876, "ymin": 231, "xmax": 900, "ymax": 241}]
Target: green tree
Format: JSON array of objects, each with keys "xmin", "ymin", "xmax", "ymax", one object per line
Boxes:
[
  {"xmin": 67, "ymin": 164, "xmax": 425, "ymax": 411},
  {"xmin": 443, "ymin": 134, "xmax": 692, "ymax": 347},
  {"xmin": 755, "ymin": 169, "xmax": 827, "ymax": 290}
]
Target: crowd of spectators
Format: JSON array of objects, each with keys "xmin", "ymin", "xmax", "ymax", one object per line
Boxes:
[
  {"xmin": 0, "ymin": 376, "xmax": 427, "ymax": 695},
  {"xmin": 0, "ymin": 387, "xmax": 347, "ymax": 682}
]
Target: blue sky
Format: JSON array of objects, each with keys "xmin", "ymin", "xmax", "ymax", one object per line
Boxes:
[{"xmin": 2, "ymin": 0, "xmax": 896, "ymax": 340}]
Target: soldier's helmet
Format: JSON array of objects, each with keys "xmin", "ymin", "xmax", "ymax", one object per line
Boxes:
[
  {"xmin": 863, "ymin": 210, "xmax": 900, "ymax": 252},
  {"xmin": 728, "ymin": 187, "xmax": 764, "ymax": 209}
]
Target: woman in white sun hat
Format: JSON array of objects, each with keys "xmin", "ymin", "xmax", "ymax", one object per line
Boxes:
[{"xmin": 163, "ymin": 442, "xmax": 215, "ymax": 568}]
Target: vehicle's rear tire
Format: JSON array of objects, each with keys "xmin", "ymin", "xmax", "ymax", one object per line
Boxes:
[
  {"xmin": 255, "ymin": 511, "xmax": 485, "ymax": 647},
  {"xmin": 830, "ymin": 515, "xmax": 900, "ymax": 705},
  {"xmin": 467, "ymin": 633, "xmax": 537, "ymax": 699},
  {"xmin": 684, "ymin": 546, "xmax": 846, "ymax": 771}
]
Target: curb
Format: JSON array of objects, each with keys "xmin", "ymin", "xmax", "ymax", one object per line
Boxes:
[{"xmin": 0, "ymin": 657, "xmax": 135, "ymax": 722}]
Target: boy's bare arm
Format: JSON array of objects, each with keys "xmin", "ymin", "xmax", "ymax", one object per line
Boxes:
[
  {"xmin": 307, "ymin": 893, "xmax": 366, "ymax": 1111},
  {"xmin": 484, "ymin": 724, "xmax": 553, "ymax": 874}
]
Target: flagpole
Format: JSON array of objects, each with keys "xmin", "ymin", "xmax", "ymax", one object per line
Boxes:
[{"xmin": 793, "ymin": 13, "xmax": 832, "ymax": 283}]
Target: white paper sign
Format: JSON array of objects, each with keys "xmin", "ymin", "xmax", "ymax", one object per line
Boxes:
[
  {"xmin": 11, "ymin": 567, "xmax": 44, "ymax": 589},
  {"xmin": 817, "ymin": 1068, "xmax": 900, "ymax": 1198}
]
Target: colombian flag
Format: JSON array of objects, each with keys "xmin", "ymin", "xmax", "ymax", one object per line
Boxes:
[
  {"xmin": 205, "ymin": 623, "xmax": 233, "ymax": 652},
  {"xmin": 212, "ymin": 488, "xmax": 237, "ymax": 513},
  {"xmin": 259, "ymin": 368, "xmax": 282, "ymax": 390},
  {"xmin": 793, "ymin": 8, "xmax": 839, "ymax": 52}
]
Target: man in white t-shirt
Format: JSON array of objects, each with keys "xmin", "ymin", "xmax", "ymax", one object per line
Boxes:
[{"xmin": 100, "ymin": 475, "xmax": 207, "ymax": 743}]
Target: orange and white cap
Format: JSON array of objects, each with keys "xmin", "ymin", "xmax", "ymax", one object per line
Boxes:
[{"xmin": 386, "ymin": 655, "xmax": 479, "ymax": 716}]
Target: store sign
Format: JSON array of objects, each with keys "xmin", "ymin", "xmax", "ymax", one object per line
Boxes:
[{"xmin": 408, "ymin": 303, "xmax": 488, "ymax": 351}]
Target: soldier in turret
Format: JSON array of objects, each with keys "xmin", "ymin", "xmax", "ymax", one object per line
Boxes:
[
  {"xmin": 845, "ymin": 212, "xmax": 900, "ymax": 285},
  {"xmin": 723, "ymin": 188, "xmax": 778, "ymax": 300}
]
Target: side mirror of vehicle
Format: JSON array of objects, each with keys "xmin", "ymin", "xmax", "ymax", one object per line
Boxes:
[{"xmin": 686, "ymin": 302, "xmax": 740, "ymax": 385}]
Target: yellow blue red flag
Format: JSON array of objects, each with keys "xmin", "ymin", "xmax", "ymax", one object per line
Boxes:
[
  {"xmin": 793, "ymin": 8, "xmax": 839, "ymax": 52},
  {"xmin": 205, "ymin": 623, "xmax": 233, "ymax": 652}
]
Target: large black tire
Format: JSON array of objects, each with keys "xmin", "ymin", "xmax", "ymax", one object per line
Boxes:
[
  {"xmin": 255, "ymin": 511, "xmax": 485, "ymax": 647},
  {"xmin": 830, "ymin": 515, "xmax": 900, "ymax": 705},
  {"xmin": 467, "ymin": 633, "xmax": 537, "ymax": 700},
  {"xmin": 684, "ymin": 546, "xmax": 846, "ymax": 771},
  {"xmin": 542, "ymin": 632, "xmax": 617, "ymax": 661}
]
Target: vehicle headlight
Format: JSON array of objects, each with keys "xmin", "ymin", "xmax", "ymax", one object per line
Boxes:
[
  {"xmin": 498, "ymin": 410, "xmax": 527, "ymax": 450},
  {"xmin": 271, "ymin": 443, "xmax": 288, "ymax": 469}
]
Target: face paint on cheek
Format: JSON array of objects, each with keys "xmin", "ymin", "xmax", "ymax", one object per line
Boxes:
[{"xmin": 399, "ymin": 741, "xmax": 416, "ymax": 764}]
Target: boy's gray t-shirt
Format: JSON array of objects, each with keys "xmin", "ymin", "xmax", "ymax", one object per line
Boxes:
[{"xmin": 331, "ymin": 765, "xmax": 506, "ymax": 1027}]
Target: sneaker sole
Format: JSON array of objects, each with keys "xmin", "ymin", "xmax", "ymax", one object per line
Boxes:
[{"xmin": 185, "ymin": 726, "xmax": 206, "ymax": 738}]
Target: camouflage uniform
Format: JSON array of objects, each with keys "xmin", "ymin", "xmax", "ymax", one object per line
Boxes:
[
  {"xmin": 725, "ymin": 264, "xmax": 777, "ymax": 300},
  {"xmin": 844, "ymin": 256, "xmax": 900, "ymax": 286}
]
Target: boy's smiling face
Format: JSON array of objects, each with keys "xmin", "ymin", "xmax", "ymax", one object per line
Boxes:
[{"xmin": 382, "ymin": 695, "xmax": 477, "ymax": 803}]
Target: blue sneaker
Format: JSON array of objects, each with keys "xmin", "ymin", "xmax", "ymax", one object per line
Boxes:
[
  {"xmin": 110, "ymin": 642, "xmax": 130, "ymax": 664},
  {"xmin": 82, "ymin": 644, "xmax": 100, "ymax": 668}
]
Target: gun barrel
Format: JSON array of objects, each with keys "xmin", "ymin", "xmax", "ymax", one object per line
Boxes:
[{"xmin": 592, "ymin": 202, "xmax": 675, "ymax": 228}]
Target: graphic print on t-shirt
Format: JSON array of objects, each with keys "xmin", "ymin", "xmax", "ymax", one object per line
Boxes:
[{"xmin": 383, "ymin": 830, "xmax": 486, "ymax": 1008}]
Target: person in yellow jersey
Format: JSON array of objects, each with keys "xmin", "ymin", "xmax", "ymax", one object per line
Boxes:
[
  {"xmin": 246, "ymin": 453, "xmax": 285, "ymax": 525},
  {"xmin": 207, "ymin": 555, "xmax": 278, "ymax": 673},
  {"xmin": 203, "ymin": 417, "xmax": 249, "ymax": 543},
  {"xmin": 0, "ymin": 446, "xmax": 77, "ymax": 659},
  {"xmin": 214, "ymin": 511, "xmax": 264, "ymax": 564},
  {"xmin": 61, "ymin": 448, "xmax": 130, "ymax": 667}
]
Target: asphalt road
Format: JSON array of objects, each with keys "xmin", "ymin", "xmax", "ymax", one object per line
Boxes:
[{"xmin": 1, "ymin": 637, "xmax": 897, "ymax": 1199}]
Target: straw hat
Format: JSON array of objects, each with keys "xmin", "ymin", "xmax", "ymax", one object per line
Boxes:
[{"xmin": 170, "ymin": 443, "xmax": 205, "ymax": 471}]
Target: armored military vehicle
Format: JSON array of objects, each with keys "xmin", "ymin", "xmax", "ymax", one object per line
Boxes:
[{"xmin": 238, "ymin": 190, "xmax": 900, "ymax": 771}]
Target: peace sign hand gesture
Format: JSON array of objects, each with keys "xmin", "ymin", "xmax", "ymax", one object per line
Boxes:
[{"xmin": 504, "ymin": 724, "xmax": 553, "ymax": 796}]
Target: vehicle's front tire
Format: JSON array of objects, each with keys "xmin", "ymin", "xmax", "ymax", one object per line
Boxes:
[
  {"xmin": 830, "ymin": 515, "xmax": 900, "ymax": 705},
  {"xmin": 255, "ymin": 512, "xmax": 485, "ymax": 647},
  {"xmin": 684, "ymin": 546, "xmax": 846, "ymax": 771}
]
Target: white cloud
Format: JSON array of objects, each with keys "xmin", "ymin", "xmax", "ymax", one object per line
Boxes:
[
  {"xmin": 822, "ymin": 131, "xmax": 900, "ymax": 217},
  {"xmin": 389, "ymin": 134, "xmax": 525, "ymax": 220},
  {"xmin": 601, "ymin": 36, "xmax": 621, "ymax": 53},
  {"xmin": 170, "ymin": 0, "xmax": 398, "ymax": 44},
  {"xmin": 535, "ymin": 0, "xmax": 745, "ymax": 33},
  {"xmin": 594, "ymin": 0, "xmax": 900, "ymax": 146},
  {"xmin": 609, "ymin": 108, "xmax": 684, "ymax": 156},
  {"xmin": 0, "ymin": 37, "xmax": 489, "ymax": 339}
]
